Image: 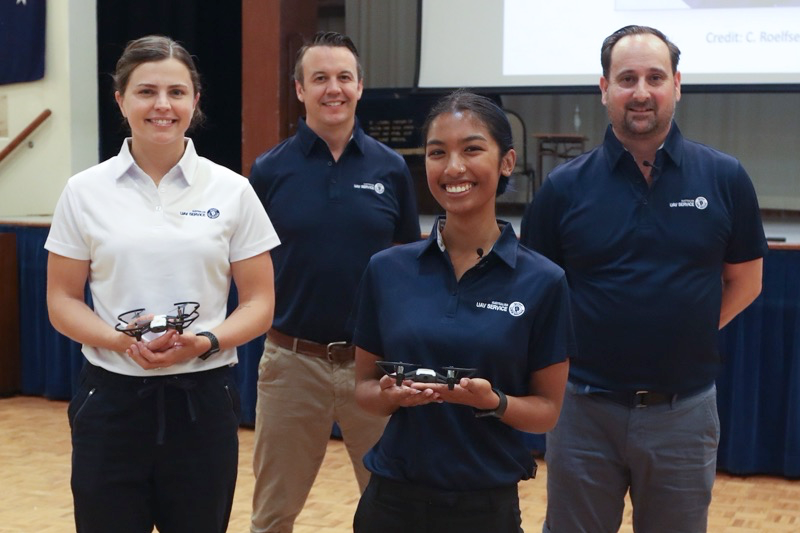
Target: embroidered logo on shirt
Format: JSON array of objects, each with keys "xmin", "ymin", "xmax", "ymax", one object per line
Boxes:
[
  {"xmin": 475, "ymin": 300, "xmax": 526, "ymax": 317},
  {"xmin": 353, "ymin": 182, "xmax": 385, "ymax": 194},
  {"xmin": 508, "ymin": 302, "xmax": 526, "ymax": 317},
  {"xmin": 669, "ymin": 196, "xmax": 708, "ymax": 210},
  {"xmin": 179, "ymin": 208, "xmax": 220, "ymax": 218}
]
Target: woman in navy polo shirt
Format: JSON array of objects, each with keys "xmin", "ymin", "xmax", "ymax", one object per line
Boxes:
[{"xmin": 351, "ymin": 90, "xmax": 572, "ymax": 532}]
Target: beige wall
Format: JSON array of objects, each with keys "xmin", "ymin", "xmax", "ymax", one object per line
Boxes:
[
  {"xmin": 1, "ymin": 1, "xmax": 797, "ymax": 215},
  {"xmin": 0, "ymin": 0, "xmax": 98, "ymax": 217},
  {"xmin": 347, "ymin": 0, "xmax": 800, "ymax": 212}
]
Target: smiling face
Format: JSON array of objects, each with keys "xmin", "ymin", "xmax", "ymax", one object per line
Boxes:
[
  {"xmin": 600, "ymin": 33, "xmax": 681, "ymax": 145},
  {"xmin": 295, "ymin": 45, "xmax": 363, "ymax": 134},
  {"xmin": 424, "ymin": 111, "xmax": 515, "ymax": 219},
  {"xmin": 114, "ymin": 57, "xmax": 198, "ymax": 152}
]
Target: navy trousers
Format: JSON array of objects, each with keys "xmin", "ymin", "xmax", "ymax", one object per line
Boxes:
[
  {"xmin": 69, "ymin": 363, "xmax": 241, "ymax": 533},
  {"xmin": 354, "ymin": 475, "xmax": 524, "ymax": 533}
]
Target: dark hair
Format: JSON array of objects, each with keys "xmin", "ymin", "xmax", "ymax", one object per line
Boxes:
[
  {"xmin": 601, "ymin": 25, "xmax": 681, "ymax": 78},
  {"xmin": 113, "ymin": 35, "xmax": 205, "ymax": 128},
  {"xmin": 293, "ymin": 31, "xmax": 363, "ymax": 84},
  {"xmin": 421, "ymin": 90, "xmax": 513, "ymax": 196}
]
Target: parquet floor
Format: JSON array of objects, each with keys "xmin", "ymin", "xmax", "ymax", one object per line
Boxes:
[{"xmin": 1, "ymin": 396, "xmax": 798, "ymax": 532}]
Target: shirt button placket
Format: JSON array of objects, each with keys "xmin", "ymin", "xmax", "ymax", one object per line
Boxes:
[{"xmin": 328, "ymin": 159, "xmax": 340, "ymax": 200}]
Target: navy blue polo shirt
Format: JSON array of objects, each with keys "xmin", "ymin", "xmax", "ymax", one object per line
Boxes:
[
  {"xmin": 250, "ymin": 118, "xmax": 420, "ymax": 343},
  {"xmin": 521, "ymin": 122, "xmax": 767, "ymax": 394},
  {"xmin": 353, "ymin": 218, "xmax": 572, "ymax": 490}
]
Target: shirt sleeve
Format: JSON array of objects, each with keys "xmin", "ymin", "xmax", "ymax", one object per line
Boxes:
[
  {"xmin": 351, "ymin": 259, "xmax": 384, "ymax": 357},
  {"xmin": 724, "ymin": 163, "xmax": 768, "ymax": 264},
  {"xmin": 229, "ymin": 180, "xmax": 281, "ymax": 262},
  {"xmin": 528, "ymin": 271, "xmax": 574, "ymax": 372},
  {"xmin": 248, "ymin": 154, "xmax": 270, "ymax": 204},
  {"xmin": 520, "ymin": 177, "xmax": 564, "ymax": 267},
  {"xmin": 392, "ymin": 162, "xmax": 422, "ymax": 244},
  {"xmin": 44, "ymin": 182, "xmax": 91, "ymax": 260}
]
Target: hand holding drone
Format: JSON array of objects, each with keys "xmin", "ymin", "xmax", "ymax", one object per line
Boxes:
[
  {"xmin": 376, "ymin": 361, "xmax": 477, "ymax": 390},
  {"xmin": 376, "ymin": 361, "xmax": 507, "ymax": 418},
  {"xmin": 115, "ymin": 302, "xmax": 200, "ymax": 341}
]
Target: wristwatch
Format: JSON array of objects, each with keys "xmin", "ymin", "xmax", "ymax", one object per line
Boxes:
[
  {"xmin": 196, "ymin": 331, "xmax": 220, "ymax": 360},
  {"xmin": 474, "ymin": 388, "xmax": 508, "ymax": 419}
]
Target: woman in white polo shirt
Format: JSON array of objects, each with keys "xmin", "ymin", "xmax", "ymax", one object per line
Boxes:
[{"xmin": 45, "ymin": 35, "xmax": 279, "ymax": 533}]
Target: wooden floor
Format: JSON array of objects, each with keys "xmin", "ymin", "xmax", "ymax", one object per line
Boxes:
[{"xmin": 1, "ymin": 396, "xmax": 798, "ymax": 532}]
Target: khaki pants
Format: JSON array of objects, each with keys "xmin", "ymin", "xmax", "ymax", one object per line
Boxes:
[{"xmin": 250, "ymin": 337, "xmax": 388, "ymax": 533}]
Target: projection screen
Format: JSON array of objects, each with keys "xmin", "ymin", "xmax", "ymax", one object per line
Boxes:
[{"xmin": 418, "ymin": 0, "xmax": 800, "ymax": 90}]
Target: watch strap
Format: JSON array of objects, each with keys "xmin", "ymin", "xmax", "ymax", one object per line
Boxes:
[
  {"xmin": 196, "ymin": 331, "xmax": 220, "ymax": 360},
  {"xmin": 474, "ymin": 388, "xmax": 508, "ymax": 419}
]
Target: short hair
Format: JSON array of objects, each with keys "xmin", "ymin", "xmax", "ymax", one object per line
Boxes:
[
  {"xmin": 113, "ymin": 35, "xmax": 205, "ymax": 128},
  {"xmin": 601, "ymin": 25, "xmax": 681, "ymax": 78},
  {"xmin": 421, "ymin": 90, "xmax": 513, "ymax": 196},
  {"xmin": 293, "ymin": 31, "xmax": 363, "ymax": 84}
]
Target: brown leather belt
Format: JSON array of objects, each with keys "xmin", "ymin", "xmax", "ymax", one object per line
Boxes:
[{"xmin": 267, "ymin": 328, "xmax": 355, "ymax": 363}]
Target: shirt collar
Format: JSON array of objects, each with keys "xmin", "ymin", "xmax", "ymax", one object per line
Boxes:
[
  {"xmin": 419, "ymin": 215, "xmax": 520, "ymax": 269},
  {"xmin": 603, "ymin": 120, "xmax": 683, "ymax": 170},
  {"xmin": 111, "ymin": 139, "xmax": 137, "ymax": 179},
  {"xmin": 113, "ymin": 138, "xmax": 198, "ymax": 185},
  {"xmin": 295, "ymin": 117, "xmax": 365, "ymax": 157}
]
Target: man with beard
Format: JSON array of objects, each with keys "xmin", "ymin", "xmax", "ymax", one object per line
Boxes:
[{"xmin": 521, "ymin": 25, "xmax": 767, "ymax": 532}]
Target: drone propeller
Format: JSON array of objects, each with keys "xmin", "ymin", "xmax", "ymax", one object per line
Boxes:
[
  {"xmin": 167, "ymin": 301, "xmax": 200, "ymax": 333},
  {"xmin": 441, "ymin": 366, "xmax": 477, "ymax": 390},
  {"xmin": 375, "ymin": 361, "xmax": 415, "ymax": 387},
  {"xmin": 115, "ymin": 308, "xmax": 148, "ymax": 340}
]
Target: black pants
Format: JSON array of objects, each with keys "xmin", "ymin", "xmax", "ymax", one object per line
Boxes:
[
  {"xmin": 69, "ymin": 363, "xmax": 241, "ymax": 533},
  {"xmin": 353, "ymin": 475, "xmax": 524, "ymax": 533}
]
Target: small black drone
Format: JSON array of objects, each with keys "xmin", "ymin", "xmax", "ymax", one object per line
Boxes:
[
  {"xmin": 376, "ymin": 361, "xmax": 476, "ymax": 390},
  {"xmin": 115, "ymin": 301, "xmax": 200, "ymax": 341}
]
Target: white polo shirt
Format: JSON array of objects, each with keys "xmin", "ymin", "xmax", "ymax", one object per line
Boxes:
[{"xmin": 45, "ymin": 139, "xmax": 280, "ymax": 376}]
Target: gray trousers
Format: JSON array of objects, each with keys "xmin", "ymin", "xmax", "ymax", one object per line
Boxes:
[{"xmin": 543, "ymin": 381, "xmax": 719, "ymax": 533}]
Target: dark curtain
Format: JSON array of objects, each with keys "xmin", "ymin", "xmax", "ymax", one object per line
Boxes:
[
  {"xmin": 717, "ymin": 249, "xmax": 800, "ymax": 477},
  {"xmin": 1, "ymin": 225, "xmax": 83, "ymax": 398},
  {"xmin": 8, "ymin": 221, "xmax": 799, "ymax": 472},
  {"xmin": 96, "ymin": 0, "xmax": 243, "ymax": 173}
]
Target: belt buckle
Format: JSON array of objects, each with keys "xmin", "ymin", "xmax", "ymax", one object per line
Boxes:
[
  {"xmin": 634, "ymin": 390, "xmax": 650, "ymax": 408},
  {"xmin": 326, "ymin": 341, "xmax": 349, "ymax": 362}
]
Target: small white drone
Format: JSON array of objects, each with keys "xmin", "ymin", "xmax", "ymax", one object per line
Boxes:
[
  {"xmin": 376, "ymin": 361, "xmax": 476, "ymax": 390},
  {"xmin": 114, "ymin": 302, "xmax": 200, "ymax": 341}
]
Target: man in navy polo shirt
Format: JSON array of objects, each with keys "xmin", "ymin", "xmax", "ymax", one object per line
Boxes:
[
  {"xmin": 521, "ymin": 25, "xmax": 767, "ymax": 532},
  {"xmin": 248, "ymin": 31, "xmax": 420, "ymax": 533}
]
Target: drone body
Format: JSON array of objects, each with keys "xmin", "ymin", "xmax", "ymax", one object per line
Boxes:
[{"xmin": 376, "ymin": 361, "xmax": 476, "ymax": 390}]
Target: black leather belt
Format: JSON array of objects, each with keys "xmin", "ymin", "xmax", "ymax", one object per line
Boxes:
[
  {"xmin": 592, "ymin": 390, "xmax": 677, "ymax": 408},
  {"xmin": 267, "ymin": 328, "xmax": 355, "ymax": 363},
  {"xmin": 589, "ymin": 384, "xmax": 710, "ymax": 408}
]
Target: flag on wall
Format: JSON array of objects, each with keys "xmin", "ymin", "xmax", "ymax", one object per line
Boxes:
[{"xmin": 0, "ymin": 0, "xmax": 46, "ymax": 85}]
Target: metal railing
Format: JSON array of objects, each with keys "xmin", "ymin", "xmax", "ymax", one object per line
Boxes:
[{"xmin": 0, "ymin": 109, "xmax": 52, "ymax": 166}]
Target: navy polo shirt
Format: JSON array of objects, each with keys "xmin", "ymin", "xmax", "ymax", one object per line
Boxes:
[
  {"xmin": 522, "ymin": 122, "xmax": 767, "ymax": 394},
  {"xmin": 353, "ymin": 218, "xmax": 572, "ymax": 490},
  {"xmin": 250, "ymin": 118, "xmax": 420, "ymax": 343}
]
